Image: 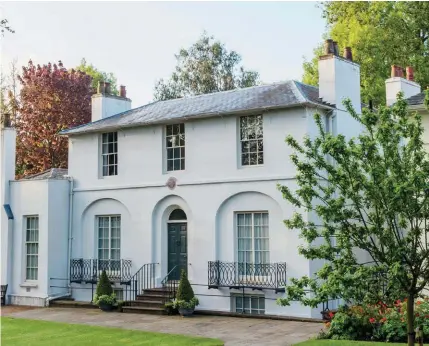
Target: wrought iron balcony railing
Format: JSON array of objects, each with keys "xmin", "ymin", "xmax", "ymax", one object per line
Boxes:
[
  {"xmin": 70, "ymin": 258, "xmax": 132, "ymax": 284},
  {"xmin": 208, "ymin": 261, "xmax": 286, "ymax": 292}
]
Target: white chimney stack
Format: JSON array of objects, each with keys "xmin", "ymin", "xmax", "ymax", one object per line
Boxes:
[
  {"xmin": 91, "ymin": 81, "xmax": 132, "ymax": 122},
  {"xmin": 318, "ymin": 39, "xmax": 361, "ymax": 139},
  {"xmin": 385, "ymin": 65, "xmax": 421, "ymax": 106}
]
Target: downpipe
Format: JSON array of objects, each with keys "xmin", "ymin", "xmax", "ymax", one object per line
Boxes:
[{"xmin": 65, "ymin": 176, "xmax": 74, "ymax": 295}]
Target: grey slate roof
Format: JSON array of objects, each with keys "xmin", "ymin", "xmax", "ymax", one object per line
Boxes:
[
  {"xmin": 406, "ymin": 92, "xmax": 426, "ymax": 106},
  {"xmin": 22, "ymin": 168, "xmax": 68, "ymax": 180},
  {"xmin": 61, "ymin": 80, "xmax": 334, "ymax": 135}
]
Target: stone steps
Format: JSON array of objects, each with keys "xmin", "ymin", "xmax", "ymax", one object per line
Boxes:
[{"xmin": 122, "ymin": 286, "xmax": 170, "ymax": 315}]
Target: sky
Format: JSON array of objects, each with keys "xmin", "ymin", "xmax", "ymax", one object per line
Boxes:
[{"xmin": 1, "ymin": 1, "xmax": 327, "ymax": 107}]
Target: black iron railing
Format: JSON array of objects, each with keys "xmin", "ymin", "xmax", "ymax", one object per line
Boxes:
[
  {"xmin": 208, "ymin": 261, "xmax": 287, "ymax": 292},
  {"xmin": 161, "ymin": 265, "xmax": 180, "ymax": 303},
  {"xmin": 123, "ymin": 263, "xmax": 158, "ymax": 302},
  {"xmin": 70, "ymin": 258, "xmax": 132, "ymax": 284}
]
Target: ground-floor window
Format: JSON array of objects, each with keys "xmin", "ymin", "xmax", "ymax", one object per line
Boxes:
[
  {"xmin": 233, "ymin": 295, "xmax": 265, "ymax": 315},
  {"xmin": 25, "ymin": 216, "xmax": 39, "ymax": 281},
  {"xmin": 113, "ymin": 288, "xmax": 123, "ymax": 301},
  {"xmin": 97, "ymin": 215, "xmax": 121, "ymax": 270},
  {"xmin": 237, "ymin": 212, "xmax": 269, "ymax": 275}
]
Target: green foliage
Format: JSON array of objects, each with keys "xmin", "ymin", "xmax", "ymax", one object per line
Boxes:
[
  {"xmin": 323, "ymin": 299, "xmax": 429, "ymax": 342},
  {"xmin": 154, "ymin": 32, "xmax": 259, "ymax": 101},
  {"xmin": 95, "ymin": 270, "xmax": 113, "ymax": 297},
  {"xmin": 93, "ymin": 293, "xmax": 116, "ymax": 306},
  {"xmin": 76, "ymin": 58, "xmax": 118, "ymax": 95},
  {"xmin": 278, "ymin": 94, "xmax": 429, "ymax": 344},
  {"xmin": 176, "ymin": 269, "xmax": 195, "ymax": 302},
  {"xmin": 173, "ymin": 297, "xmax": 199, "ymax": 310},
  {"xmin": 303, "ymin": 2, "xmax": 429, "ymax": 105}
]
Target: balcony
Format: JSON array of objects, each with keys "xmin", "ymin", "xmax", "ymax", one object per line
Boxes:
[
  {"xmin": 208, "ymin": 261, "xmax": 287, "ymax": 292},
  {"xmin": 70, "ymin": 259, "xmax": 132, "ymax": 284}
]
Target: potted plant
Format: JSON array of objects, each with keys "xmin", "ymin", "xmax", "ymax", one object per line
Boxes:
[
  {"xmin": 93, "ymin": 270, "xmax": 116, "ymax": 311},
  {"xmin": 174, "ymin": 269, "xmax": 199, "ymax": 317}
]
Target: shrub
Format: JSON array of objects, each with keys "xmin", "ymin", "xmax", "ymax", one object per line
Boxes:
[
  {"xmin": 95, "ymin": 270, "xmax": 113, "ymax": 296},
  {"xmin": 176, "ymin": 269, "xmax": 194, "ymax": 302},
  {"xmin": 93, "ymin": 270, "xmax": 115, "ymax": 306},
  {"xmin": 324, "ymin": 297, "xmax": 429, "ymax": 342},
  {"xmin": 175, "ymin": 269, "xmax": 199, "ymax": 309},
  {"xmin": 93, "ymin": 293, "xmax": 116, "ymax": 306}
]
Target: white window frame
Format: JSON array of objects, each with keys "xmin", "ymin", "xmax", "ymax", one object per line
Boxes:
[
  {"xmin": 165, "ymin": 123, "xmax": 185, "ymax": 172},
  {"xmin": 232, "ymin": 294, "xmax": 265, "ymax": 315},
  {"xmin": 97, "ymin": 215, "xmax": 121, "ymax": 272},
  {"xmin": 236, "ymin": 212, "xmax": 269, "ymax": 281},
  {"xmin": 101, "ymin": 132, "xmax": 118, "ymax": 177},
  {"xmin": 25, "ymin": 216, "xmax": 39, "ymax": 281},
  {"xmin": 239, "ymin": 115, "xmax": 264, "ymax": 167}
]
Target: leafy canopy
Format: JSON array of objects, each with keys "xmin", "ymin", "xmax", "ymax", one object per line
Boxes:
[
  {"xmin": 95, "ymin": 270, "xmax": 113, "ymax": 297},
  {"xmin": 76, "ymin": 58, "xmax": 118, "ymax": 95},
  {"xmin": 16, "ymin": 60, "xmax": 92, "ymax": 178},
  {"xmin": 278, "ymin": 94, "xmax": 429, "ymax": 344},
  {"xmin": 154, "ymin": 32, "xmax": 260, "ymax": 101},
  {"xmin": 303, "ymin": 2, "xmax": 429, "ymax": 105}
]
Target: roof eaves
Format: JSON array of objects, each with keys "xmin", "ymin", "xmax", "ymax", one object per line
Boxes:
[{"xmin": 61, "ymin": 101, "xmax": 331, "ymax": 136}]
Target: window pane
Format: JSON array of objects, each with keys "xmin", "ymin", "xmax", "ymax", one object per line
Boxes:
[
  {"xmin": 180, "ymin": 159, "xmax": 185, "ymax": 170},
  {"xmin": 173, "ymin": 159, "xmax": 180, "ymax": 171},
  {"xmin": 166, "ymin": 125, "xmax": 172, "ymax": 136},
  {"xmin": 167, "ymin": 160, "xmax": 174, "ymax": 171}
]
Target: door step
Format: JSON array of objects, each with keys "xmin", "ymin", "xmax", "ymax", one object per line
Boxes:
[{"xmin": 122, "ymin": 306, "xmax": 166, "ymax": 315}]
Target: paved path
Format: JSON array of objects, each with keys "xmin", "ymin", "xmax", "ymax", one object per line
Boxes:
[{"xmin": 2, "ymin": 307, "xmax": 322, "ymax": 345}]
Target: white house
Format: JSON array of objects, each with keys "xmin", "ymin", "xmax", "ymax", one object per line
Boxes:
[{"xmin": 1, "ymin": 40, "xmax": 425, "ymax": 318}]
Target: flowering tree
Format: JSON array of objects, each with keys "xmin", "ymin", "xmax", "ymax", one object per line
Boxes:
[
  {"xmin": 278, "ymin": 94, "xmax": 429, "ymax": 346},
  {"xmin": 16, "ymin": 60, "xmax": 92, "ymax": 177}
]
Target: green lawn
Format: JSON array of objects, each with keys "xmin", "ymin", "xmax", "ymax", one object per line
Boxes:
[
  {"xmin": 295, "ymin": 340, "xmax": 407, "ymax": 346},
  {"xmin": 1, "ymin": 317, "xmax": 223, "ymax": 346}
]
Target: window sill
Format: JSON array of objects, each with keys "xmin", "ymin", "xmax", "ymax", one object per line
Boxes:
[
  {"xmin": 238, "ymin": 164, "xmax": 264, "ymax": 169},
  {"xmin": 20, "ymin": 282, "xmax": 38, "ymax": 288}
]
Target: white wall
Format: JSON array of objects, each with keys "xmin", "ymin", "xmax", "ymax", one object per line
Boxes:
[
  {"xmin": 67, "ymin": 107, "xmax": 321, "ymax": 317},
  {"xmin": 69, "ymin": 108, "xmax": 308, "ymax": 190},
  {"xmin": 9, "ymin": 179, "xmax": 69, "ymax": 306},
  {"xmin": 1, "ymin": 127, "xmax": 16, "ymax": 292},
  {"xmin": 47, "ymin": 180, "xmax": 70, "ymax": 297}
]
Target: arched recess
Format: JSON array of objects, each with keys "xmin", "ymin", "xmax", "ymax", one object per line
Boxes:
[
  {"xmin": 79, "ymin": 198, "xmax": 131, "ymax": 260},
  {"xmin": 215, "ymin": 191, "xmax": 284, "ymax": 263},
  {"xmin": 151, "ymin": 195, "xmax": 192, "ymax": 278}
]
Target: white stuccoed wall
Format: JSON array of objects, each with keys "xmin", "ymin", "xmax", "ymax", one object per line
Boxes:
[
  {"xmin": 1, "ymin": 126, "xmax": 16, "ymax": 297},
  {"xmin": 68, "ymin": 106, "xmax": 323, "ymax": 317},
  {"xmin": 9, "ymin": 179, "xmax": 69, "ymax": 306}
]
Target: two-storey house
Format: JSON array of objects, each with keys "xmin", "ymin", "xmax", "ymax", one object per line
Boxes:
[{"xmin": 2, "ymin": 41, "xmax": 423, "ymax": 318}]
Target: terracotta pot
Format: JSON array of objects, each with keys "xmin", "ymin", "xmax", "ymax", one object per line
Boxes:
[{"xmin": 178, "ymin": 307, "xmax": 195, "ymax": 317}]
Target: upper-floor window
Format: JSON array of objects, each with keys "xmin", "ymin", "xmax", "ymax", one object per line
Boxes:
[
  {"xmin": 240, "ymin": 115, "xmax": 263, "ymax": 166},
  {"xmin": 101, "ymin": 132, "xmax": 118, "ymax": 176},
  {"xmin": 166, "ymin": 123, "xmax": 185, "ymax": 171},
  {"xmin": 25, "ymin": 216, "xmax": 39, "ymax": 281}
]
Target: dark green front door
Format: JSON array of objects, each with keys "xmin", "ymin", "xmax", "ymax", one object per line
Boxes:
[{"xmin": 167, "ymin": 222, "xmax": 187, "ymax": 280}]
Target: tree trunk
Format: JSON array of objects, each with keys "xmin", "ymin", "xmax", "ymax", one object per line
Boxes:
[{"xmin": 407, "ymin": 294, "xmax": 415, "ymax": 346}]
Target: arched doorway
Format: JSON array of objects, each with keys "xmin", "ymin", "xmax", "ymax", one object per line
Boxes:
[{"xmin": 167, "ymin": 209, "xmax": 187, "ymax": 280}]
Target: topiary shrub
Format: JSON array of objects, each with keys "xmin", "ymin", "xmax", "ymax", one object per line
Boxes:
[
  {"xmin": 175, "ymin": 269, "xmax": 199, "ymax": 311},
  {"xmin": 93, "ymin": 270, "xmax": 116, "ymax": 310},
  {"xmin": 95, "ymin": 270, "xmax": 113, "ymax": 297},
  {"xmin": 176, "ymin": 269, "xmax": 194, "ymax": 302}
]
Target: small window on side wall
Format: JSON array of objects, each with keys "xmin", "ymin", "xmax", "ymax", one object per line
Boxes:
[{"xmin": 166, "ymin": 123, "xmax": 185, "ymax": 171}]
